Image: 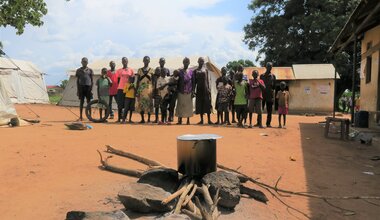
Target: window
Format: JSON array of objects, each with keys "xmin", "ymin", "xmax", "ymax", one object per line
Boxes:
[{"xmin": 366, "ymin": 42, "xmax": 372, "ymax": 84}]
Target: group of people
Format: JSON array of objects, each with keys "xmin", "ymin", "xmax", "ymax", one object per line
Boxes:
[{"xmin": 75, "ymin": 57, "xmax": 290, "ymax": 128}]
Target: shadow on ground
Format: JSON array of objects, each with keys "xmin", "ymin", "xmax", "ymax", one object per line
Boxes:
[{"xmin": 299, "ymin": 123, "xmax": 380, "ymax": 219}]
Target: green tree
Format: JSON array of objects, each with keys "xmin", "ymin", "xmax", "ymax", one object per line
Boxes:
[
  {"xmin": 0, "ymin": 0, "xmax": 48, "ymax": 35},
  {"xmin": 59, "ymin": 79, "xmax": 68, "ymax": 89},
  {"xmin": 243, "ymin": 0, "xmax": 360, "ymax": 99},
  {"xmin": 244, "ymin": 0, "xmax": 359, "ymax": 66},
  {"xmin": 226, "ymin": 59, "xmax": 255, "ymax": 71}
]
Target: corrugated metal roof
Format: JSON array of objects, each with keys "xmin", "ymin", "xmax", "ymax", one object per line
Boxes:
[
  {"xmin": 243, "ymin": 67, "xmax": 295, "ymax": 80},
  {"xmin": 292, "ymin": 64, "xmax": 338, "ymax": 79},
  {"xmin": 330, "ymin": 0, "xmax": 380, "ymax": 53},
  {"xmin": 67, "ymin": 56, "xmax": 221, "ymax": 76}
]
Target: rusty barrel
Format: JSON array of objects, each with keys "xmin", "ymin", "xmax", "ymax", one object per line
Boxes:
[{"xmin": 177, "ymin": 134, "xmax": 221, "ymax": 178}]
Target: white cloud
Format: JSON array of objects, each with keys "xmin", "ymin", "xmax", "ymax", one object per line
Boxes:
[{"xmin": 2, "ymin": 0, "xmax": 256, "ymax": 84}]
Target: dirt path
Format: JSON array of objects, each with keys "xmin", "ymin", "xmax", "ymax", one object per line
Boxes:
[{"xmin": 0, "ymin": 104, "xmax": 379, "ymax": 220}]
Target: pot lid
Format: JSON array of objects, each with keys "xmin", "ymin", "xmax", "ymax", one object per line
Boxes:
[{"xmin": 177, "ymin": 134, "xmax": 222, "ymax": 141}]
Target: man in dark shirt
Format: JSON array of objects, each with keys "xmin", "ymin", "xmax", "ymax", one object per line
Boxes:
[
  {"xmin": 76, "ymin": 57, "xmax": 94, "ymax": 121},
  {"xmin": 260, "ymin": 62, "xmax": 276, "ymax": 127}
]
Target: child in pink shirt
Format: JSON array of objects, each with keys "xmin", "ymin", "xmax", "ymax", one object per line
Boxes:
[{"xmin": 248, "ymin": 70, "xmax": 265, "ymax": 128}]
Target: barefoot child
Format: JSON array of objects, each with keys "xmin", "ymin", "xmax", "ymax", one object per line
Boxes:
[
  {"xmin": 276, "ymin": 81, "xmax": 290, "ymax": 128},
  {"xmin": 248, "ymin": 70, "xmax": 265, "ymax": 128},
  {"xmin": 167, "ymin": 70, "xmax": 179, "ymax": 122},
  {"xmin": 234, "ymin": 72, "xmax": 248, "ymax": 128},
  {"xmin": 216, "ymin": 77, "xmax": 233, "ymax": 125},
  {"xmin": 122, "ymin": 75, "xmax": 136, "ymax": 123},
  {"xmin": 155, "ymin": 68, "xmax": 169, "ymax": 124},
  {"xmin": 96, "ymin": 68, "xmax": 112, "ymax": 120}
]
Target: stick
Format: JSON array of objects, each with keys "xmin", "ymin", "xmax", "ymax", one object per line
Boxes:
[
  {"xmin": 175, "ymin": 180, "xmax": 195, "ymax": 214},
  {"xmin": 182, "ymin": 183, "xmax": 198, "ymax": 207},
  {"xmin": 195, "ymin": 196, "xmax": 212, "ymax": 220},
  {"xmin": 186, "ymin": 200, "xmax": 201, "ymax": 214},
  {"xmin": 218, "ymin": 163, "xmax": 380, "ymax": 200},
  {"xmin": 97, "ymin": 150, "xmax": 142, "ymax": 178},
  {"xmin": 323, "ymin": 199, "xmax": 356, "ymax": 216},
  {"xmin": 211, "ymin": 187, "xmax": 221, "ymax": 219},
  {"xmin": 197, "ymin": 184, "xmax": 213, "ymax": 206},
  {"xmin": 105, "ymin": 145, "xmax": 165, "ymax": 167},
  {"xmin": 162, "ymin": 183, "xmax": 188, "ymax": 205},
  {"xmin": 196, "ymin": 184, "xmax": 220, "ymax": 219},
  {"xmin": 240, "ymin": 185, "xmax": 269, "ymax": 204}
]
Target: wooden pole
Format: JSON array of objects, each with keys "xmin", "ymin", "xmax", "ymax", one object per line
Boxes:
[
  {"xmin": 351, "ymin": 36, "xmax": 357, "ymax": 124},
  {"xmin": 333, "ymin": 68, "xmax": 337, "ymax": 118}
]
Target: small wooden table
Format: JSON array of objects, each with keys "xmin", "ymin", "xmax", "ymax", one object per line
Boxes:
[{"xmin": 324, "ymin": 117, "xmax": 350, "ymax": 140}]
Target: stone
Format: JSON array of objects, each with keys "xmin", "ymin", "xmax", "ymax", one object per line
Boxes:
[
  {"xmin": 357, "ymin": 133, "xmax": 373, "ymax": 145},
  {"xmin": 66, "ymin": 210, "xmax": 129, "ymax": 220},
  {"xmin": 202, "ymin": 170, "xmax": 241, "ymax": 209},
  {"xmin": 118, "ymin": 182, "xmax": 175, "ymax": 213},
  {"xmin": 137, "ymin": 168, "xmax": 179, "ymax": 193}
]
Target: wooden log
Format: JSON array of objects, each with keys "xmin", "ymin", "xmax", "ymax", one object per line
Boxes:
[
  {"xmin": 240, "ymin": 185, "xmax": 268, "ymax": 204},
  {"xmin": 182, "ymin": 183, "xmax": 197, "ymax": 207},
  {"xmin": 211, "ymin": 188, "xmax": 221, "ymax": 219},
  {"xmin": 97, "ymin": 150, "xmax": 142, "ymax": 178},
  {"xmin": 162, "ymin": 182, "xmax": 188, "ymax": 205},
  {"xmin": 174, "ymin": 180, "xmax": 195, "ymax": 214},
  {"xmin": 105, "ymin": 145, "xmax": 164, "ymax": 167},
  {"xmin": 194, "ymin": 196, "xmax": 213, "ymax": 220},
  {"xmin": 197, "ymin": 184, "xmax": 213, "ymax": 206},
  {"xmin": 186, "ymin": 200, "xmax": 201, "ymax": 214}
]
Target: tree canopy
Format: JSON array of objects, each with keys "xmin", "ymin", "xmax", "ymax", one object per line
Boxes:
[
  {"xmin": 243, "ymin": 0, "xmax": 359, "ymax": 66},
  {"xmin": 59, "ymin": 79, "xmax": 68, "ymax": 89},
  {"xmin": 243, "ymin": 0, "xmax": 361, "ymax": 99},
  {"xmin": 0, "ymin": 0, "xmax": 48, "ymax": 35},
  {"xmin": 226, "ymin": 59, "xmax": 255, "ymax": 71}
]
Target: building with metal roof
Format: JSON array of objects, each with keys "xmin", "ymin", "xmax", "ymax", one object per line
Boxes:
[{"xmin": 330, "ymin": 0, "xmax": 380, "ymax": 128}]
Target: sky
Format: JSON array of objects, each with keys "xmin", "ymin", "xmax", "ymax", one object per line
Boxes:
[{"xmin": 0, "ymin": 0, "xmax": 255, "ymax": 85}]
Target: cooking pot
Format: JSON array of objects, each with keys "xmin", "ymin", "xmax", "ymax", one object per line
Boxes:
[{"xmin": 177, "ymin": 134, "xmax": 221, "ymax": 178}]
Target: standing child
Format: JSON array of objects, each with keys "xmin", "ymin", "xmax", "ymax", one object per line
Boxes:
[
  {"xmin": 234, "ymin": 72, "xmax": 249, "ymax": 128},
  {"xmin": 155, "ymin": 68, "xmax": 169, "ymax": 124},
  {"xmin": 107, "ymin": 61, "xmax": 118, "ymax": 119},
  {"xmin": 276, "ymin": 81, "xmax": 290, "ymax": 128},
  {"xmin": 216, "ymin": 77, "xmax": 233, "ymax": 125},
  {"xmin": 167, "ymin": 70, "xmax": 179, "ymax": 122},
  {"xmin": 122, "ymin": 75, "xmax": 136, "ymax": 124},
  {"xmin": 248, "ymin": 70, "xmax": 265, "ymax": 128},
  {"xmin": 96, "ymin": 68, "xmax": 112, "ymax": 120}
]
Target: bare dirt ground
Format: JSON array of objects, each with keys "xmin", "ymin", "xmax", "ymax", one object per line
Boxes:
[{"xmin": 0, "ymin": 104, "xmax": 379, "ymax": 220}]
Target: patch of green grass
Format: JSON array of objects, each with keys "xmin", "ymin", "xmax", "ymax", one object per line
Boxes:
[{"xmin": 49, "ymin": 94, "xmax": 62, "ymax": 104}]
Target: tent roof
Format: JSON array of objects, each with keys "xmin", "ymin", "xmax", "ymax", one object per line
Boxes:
[
  {"xmin": 292, "ymin": 64, "xmax": 338, "ymax": 79},
  {"xmin": 67, "ymin": 56, "xmax": 221, "ymax": 77},
  {"xmin": 243, "ymin": 67, "xmax": 295, "ymax": 80},
  {"xmin": 0, "ymin": 57, "xmax": 42, "ymax": 75}
]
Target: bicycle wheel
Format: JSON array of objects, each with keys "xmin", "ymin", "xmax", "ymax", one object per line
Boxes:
[{"xmin": 85, "ymin": 99, "xmax": 110, "ymax": 123}]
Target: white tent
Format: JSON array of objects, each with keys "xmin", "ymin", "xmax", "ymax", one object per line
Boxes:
[
  {"xmin": 0, "ymin": 78, "xmax": 17, "ymax": 125},
  {"xmin": 0, "ymin": 57, "xmax": 49, "ymax": 104},
  {"xmin": 58, "ymin": 56, "xmax": 221, "ymax": 108}
]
